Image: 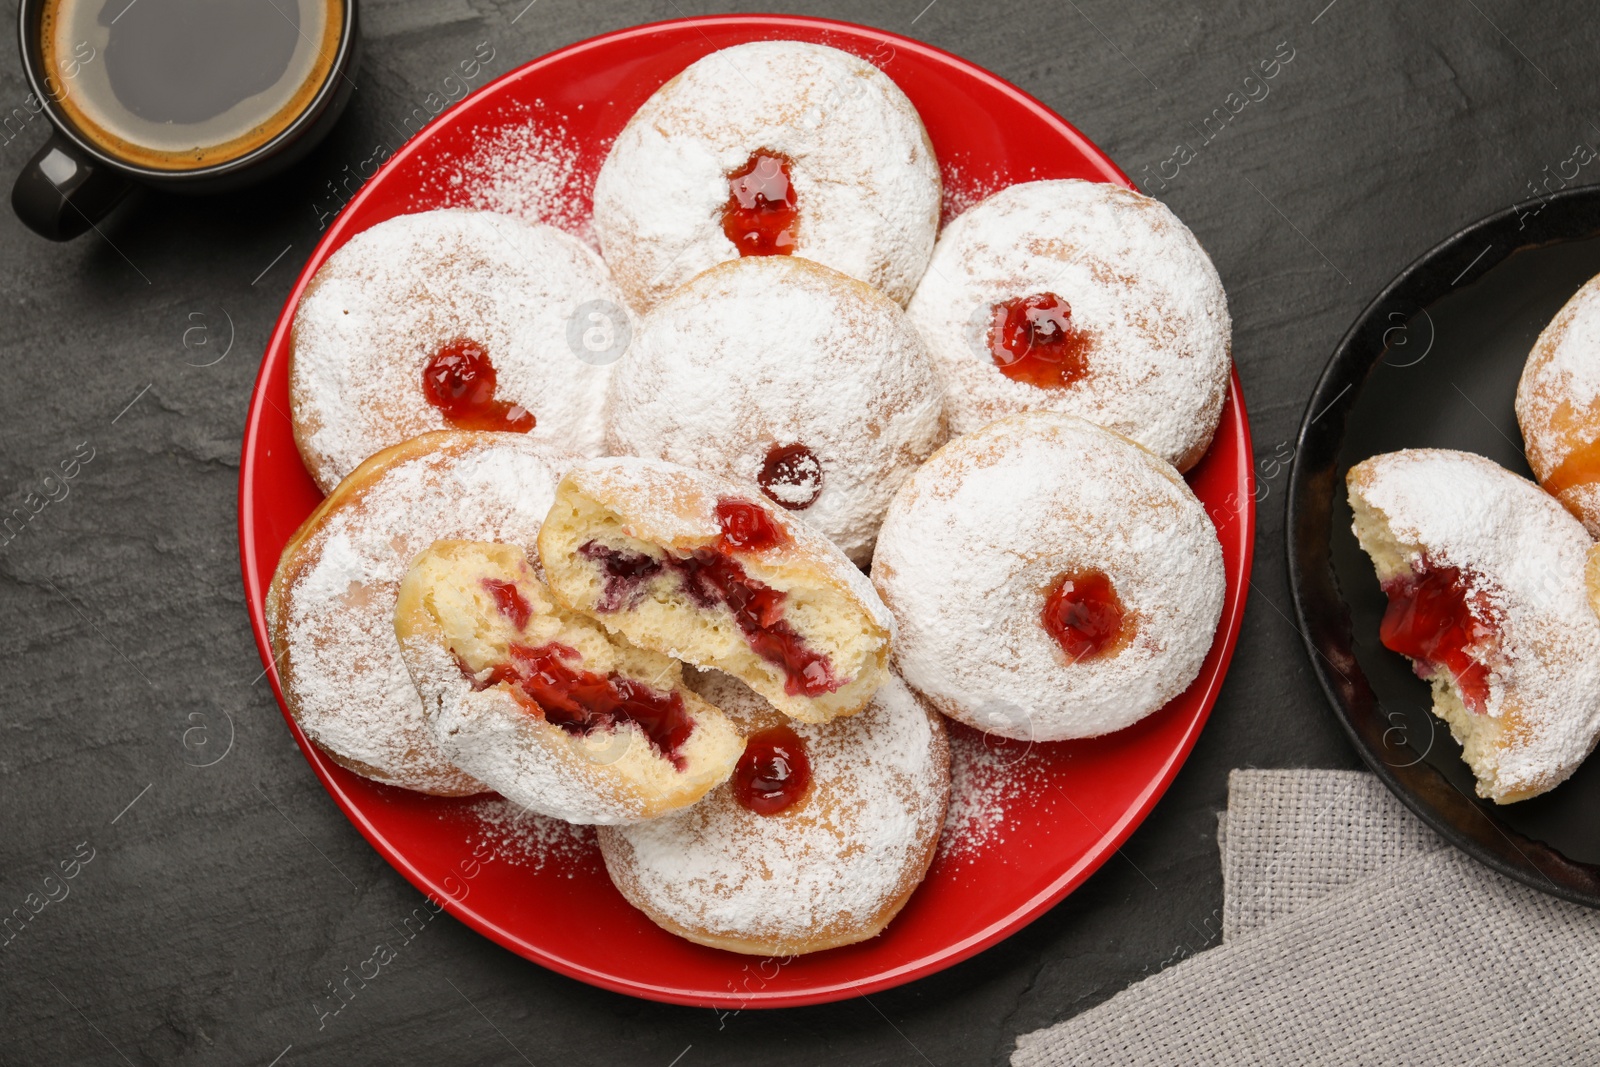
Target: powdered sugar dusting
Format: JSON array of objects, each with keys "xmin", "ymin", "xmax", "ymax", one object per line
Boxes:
[
  {"xmin": 874, "ymin": 412, "xmax": 1225, "ymax": 741},
  {"xmin": 591, "ymin": 40, "xmax": 941, "ymax": 312},
  {"xmin": 461, "ymin": 795, "xmax": 599, "ymax": 875},
  {"xmin": 605, "ymin": 257, "xmax": 946, "ymax": 564},
  {"xmin": 938, "ymin": 158, "xmax": 1010, "ymax": 227},
  {"xmin": 907, "ymin": 179, "xmax": 1231, "ymax": 472}
]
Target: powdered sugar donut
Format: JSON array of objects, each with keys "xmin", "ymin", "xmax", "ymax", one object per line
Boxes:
[
  {"xmin": 394, "ymin": 541, "xmax": 744, "ymax": 824},
  {"xmin": 605, "ymin": 256, "xmax": 945, "ymax": 565},
  {"xmin": 1348, "ymin": 449, "xmax": 1600, "ymax": 803},
  {"xmin": 598, "ymin": 668, "xmax": 949, "ymax": 955},
  {"xmin": 266, "ymin": 432, "xmax": 575, "ymax": 793},
  {"xmin": 290, "ymin": 209, "xmax": 629, "ymax": 492},
  {"xmin": 591, "ymin": 40, "xmax": 941, "ymax": 313},
  {"xmin": 1516, "ymin": 272, "xmax": 1600, "ymax": 535},
  {"xmin": 872, "ymin": 413, "xmax": 1225, "ymax": 741},
  {"xmin": 907, "ymin": 180, "xmax": 1231, "ymax": 472},
  {"xmin": 538, "ymin": 457, "xmax": 892, "ymax": 724}
]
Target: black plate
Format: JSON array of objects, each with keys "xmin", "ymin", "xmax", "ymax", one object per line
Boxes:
[{"xmin": 1287, "ymin": 184, "xmax": 1600, "ymax": 908}]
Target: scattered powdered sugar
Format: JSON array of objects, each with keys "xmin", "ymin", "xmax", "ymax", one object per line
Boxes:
[
  {"xmin": 935, "ymin": 725, "xmax": 1050, "ymax": 867},
  {"xmin": 938, "ymin": 158, "xmax": 1012, "ymax": 228},
  {"xmin": 591, "ymin": 40, "xmax": 941, "ymax": 312},
  {"xmin": 1347, "ymin": 448, "xmax": 1600, "ymax": 799},
  {"xmin": 605, "ymin": 257, "xmax": 946, "ymax": 565},
  {"xmin": 271, "ymin": 435, "xmax": 576, "ymax": 793},
  {"xmin": 431, "ymin": 106, "xmax": 596, "ymax": 245},
  {"xmin": 874, "ymin": 412, "xmax": 1225, "ymax": 742},
  {"xmin": 460, "ymin": 795, "xmax": 599, "ymax": 875},
  {"xmin": 907, "ymin": 178, "xmax": 1231, "ymax": 472}
]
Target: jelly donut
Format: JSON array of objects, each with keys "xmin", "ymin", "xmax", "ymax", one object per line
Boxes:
[
  {"xmin": 872, "ymin": 412, "xmax": 1225, "ymax": 741},
  {"xmin": 598, "ymin": 668, "xmax": 949, "ymax": 955},
  {"xmin": 394, "ymin": 541, "xmax": 743, "ymax": 824},
  {"xmin": 538, "ymin": 457, "xmax": 892, "ymax": 724},
  {"xmin": 906, "ymin": 180, "xmax": 1231, "ymax": 472},
  {"xmin": 605, "ymin": 256, "xmax": 945, "ymax": 565},
  {"xmin": 266, "ymin": 432, "xmax": 574, "ymax": 794},
  {"xmin": 290, "ymin": 209, "xmax": 629, "ymax": 492},
  {"xmin": 591, "ymin": 40, "xmax": 941, "ymax": 313},
  {"xmin": 1516, "ymin": 272, "xmax": 1600, "ymax": 536},
  {"xmin": 1348, "ymin": 449, "xmax": 1600, "ymax": 803}
]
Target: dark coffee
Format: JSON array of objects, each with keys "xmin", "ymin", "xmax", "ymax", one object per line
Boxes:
[{"xmin": 38, "ymin": 0, "xmax": 343, "ymax": 170}]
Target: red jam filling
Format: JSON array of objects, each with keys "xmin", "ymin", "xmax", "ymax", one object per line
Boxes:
[
  {"xmin": 481, "ymin": 578, "xmax": 532, "ymax": 631},
  {"xmin": 576, "ymin": 498, "xmax": 841, "ymax": 698},
  {"xmin": 758, "ymin": 443, "xmax": 824, "ymax": 511},
  {"xmin": 1378, "ymin": 564, "xmax": 1494, "ymax": 714},
  {"xmin": 674, "ymin": 550, "xmax": 840, "ymax": 696},
  {"xmin": 714, "ymin": 497, "xmax": 789, "ymax": 552},
  {"xmin": 1042, "ymin": 570, "xmax": 1128, "ymax": 662},
  {"xmin": 731, "ymin": 724, "xmax": 811, "ymax": 815},
  {"xmin": 421, "ymin": 338, "xmax": 535, "ymax": 433},
  {"xmin": 988, "ymin": 293, "xmax": 1091, "ymax": 389},
  {"xmin": 723, "ymin": 151, "xmax": 798, "ymax": 257},
  {"xmin": 466, "ymin": 642, "xmax": 695, "ymax": 769}
]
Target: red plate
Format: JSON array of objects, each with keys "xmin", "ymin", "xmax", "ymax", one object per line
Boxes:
[{"xmin": 239, "ymin": 15, "xmax": 1255, "ymax": 1007}]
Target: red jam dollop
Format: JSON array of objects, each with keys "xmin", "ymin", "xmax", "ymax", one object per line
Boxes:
[
  {"xmin": 731, "ymin": 724, "xmax": 811, "ymax": 815},
  {"xmin": 715, "ymin": 497, "xmax": 789, "ymax": 552},
  {"xmin": 482, "ymin": 578, "xmax": 532, "ymax": 631},
  {"xmin": 421, "ymin": 338, "xmax": 536, "ymax": 433},
  {"xmin": 468, "ymin": 642, "xmax": 695, "ymax": 769},
  {"xmin": 1378, "ymin": 564, "xmax": 1494, "ymax": 714},
  {"xmin": 1042, "ymin": 569, "xmax": 1128, "ymax": 662},
  {"xmin": 988, "ymin": 293, "xmax": 1091, "ymax": 390},
  {"xmin": 758, "ymin": 443, "xmax": 824, "ymax": 511},
  {"xmin": 723, "ymin": 151, "xmax": 798, "ymax": 257}
]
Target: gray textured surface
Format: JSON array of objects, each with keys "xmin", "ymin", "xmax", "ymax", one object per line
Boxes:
[{"xmin": 0, "ymin": 0, "xmax": 1588, "ymax": 1063}]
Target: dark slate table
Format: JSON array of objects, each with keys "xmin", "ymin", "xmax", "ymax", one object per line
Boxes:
[{"xmin": 3, "ymin": 1, "xmax": 1588, "ymax": 1063}]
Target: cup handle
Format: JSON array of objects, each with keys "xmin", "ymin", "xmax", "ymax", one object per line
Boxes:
[{"xmin": 11, "ymin": 130, "xmax": 133, "ymax": 241}]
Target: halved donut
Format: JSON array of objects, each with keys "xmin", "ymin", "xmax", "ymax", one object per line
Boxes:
[
  {"xmin": 537, "ymin": 457, "xmax": 892, "ymax": 724},
  {"xmin": 1348, "ymin": 448, "xmax": 1600, "ymax": 803},
  {"xmin": 394, "ymin": 541, "xmax": 744, "ymax": 824}
]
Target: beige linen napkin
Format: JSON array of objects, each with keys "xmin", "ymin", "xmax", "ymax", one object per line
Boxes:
[
  {"xmin": 1012, "ymin": 769, "xmax": 1600, "ymax": 1066},
  {"xmin": 1220, "ymin": 768, "xmax": 1443, "ymax": 940}
]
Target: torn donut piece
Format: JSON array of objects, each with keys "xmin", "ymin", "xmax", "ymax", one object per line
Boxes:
[
  {"xmin": 1348, "ymin": 448, "xmax": 1600, "ymax": 803},
  {"xmin": 537, "ymin": 457, "xmax": 893, "ymax": 724},
  {"xmin": 394, "ymin": 540, "xmax": 744, "ymax": 824}
]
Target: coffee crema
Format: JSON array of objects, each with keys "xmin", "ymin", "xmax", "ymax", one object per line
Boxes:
[{"xmin": 39, "ymin": 0, "xmax": 343, "ymax": 171}]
